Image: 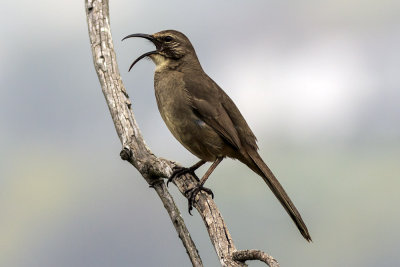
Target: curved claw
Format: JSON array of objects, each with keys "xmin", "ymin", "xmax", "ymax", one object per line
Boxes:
[
  {"xmin": 167, "ymin": 166, "xmax": 199, "ymax": 187},
  {"xmin": 148, "ymin": 179, "xmax": 162, "ymax": 188},
  {"xmin": 185, "ymin": 185, "xmax": 214, "ymax": 215}
]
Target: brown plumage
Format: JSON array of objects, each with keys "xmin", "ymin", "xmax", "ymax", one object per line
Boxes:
[{"xmin": 123, "ymin": 30, "xmax": 311, "ymax": 241}]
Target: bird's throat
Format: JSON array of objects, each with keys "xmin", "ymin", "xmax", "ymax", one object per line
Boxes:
[
  {"xmin": 150, "ymin": 54, "xmax": 182, "ymax": 72},
  {"xmin": 149, "ymin": 54, "xmax": 169, "ymax": 72}
]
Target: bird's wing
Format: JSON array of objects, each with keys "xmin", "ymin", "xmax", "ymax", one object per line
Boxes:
[
  {"xmin": 219, "ymin": 88, "xmax": 258, "ymax": 150},
  {"xmin": 183, "ymin": 72, "xmax": 257, "ymax": 150}
]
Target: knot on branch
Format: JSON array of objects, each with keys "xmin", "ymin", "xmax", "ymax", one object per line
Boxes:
[
  {"xmin": 120, "ymin": 146, "xmax": 133, "ymax": 161},
  {"xmin": 232, "ymin": 249, "xmax": 279, "ymax": 267}
]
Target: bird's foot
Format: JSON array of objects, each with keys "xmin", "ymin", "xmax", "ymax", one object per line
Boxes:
[
  {"xmin": 185, "ymin": 185, "xmax": 214, "ymax": 215},
  {"xmin": 167, "ymin": 166, "xmax": 200, "ymax": 186},
  {"xmin": 148, "ymin": 178, "xmax": 163, "ymax": 188}
]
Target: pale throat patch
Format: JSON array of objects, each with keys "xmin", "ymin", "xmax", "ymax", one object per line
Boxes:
[{"xmin": 150, "ymin": 54, "xmax": 170, "ymax": 72}]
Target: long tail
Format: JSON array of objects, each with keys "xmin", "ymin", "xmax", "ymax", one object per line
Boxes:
[{"xmin": 242, "ymin": 149, "xmax": 312, "ymax": 241}]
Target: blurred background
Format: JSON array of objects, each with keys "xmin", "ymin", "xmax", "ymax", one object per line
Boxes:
[{"xmin": 1, "ymin": 0, "xmax": 399, "ymax": 266}]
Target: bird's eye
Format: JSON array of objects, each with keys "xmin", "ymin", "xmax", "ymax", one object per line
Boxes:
[{"xmin": 164, "ymin": 36, "xmax": 173, "ymax": 42}]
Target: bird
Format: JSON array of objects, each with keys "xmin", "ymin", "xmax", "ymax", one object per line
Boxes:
[{"xmin": 122, "ymin": 30, "xmax": 311, "ymax": 241}]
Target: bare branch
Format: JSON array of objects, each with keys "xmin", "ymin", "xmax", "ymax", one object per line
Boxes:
[{"xmin": 233, "ymin": 250, "xmax": 279, "ymax": 267}]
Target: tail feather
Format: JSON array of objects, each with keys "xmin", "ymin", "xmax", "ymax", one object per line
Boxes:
[{"xmin": 243, "ymin": 149, "xmax": 312, "ymax": 241}]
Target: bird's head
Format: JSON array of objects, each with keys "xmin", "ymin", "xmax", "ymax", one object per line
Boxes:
[{"xmin": 123, "ymin": 30, "xmax": 198, "ymax": 71}]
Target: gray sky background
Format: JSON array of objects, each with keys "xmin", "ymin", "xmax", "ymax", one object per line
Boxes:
[{"xmin": 1, "ymin": 0, "xmax": 399, "ymax": 266}]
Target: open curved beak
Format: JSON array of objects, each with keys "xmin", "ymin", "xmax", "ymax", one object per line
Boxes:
[{"xmin": 122, "ymin": 33, "xmax": 161, "ymax": 71}]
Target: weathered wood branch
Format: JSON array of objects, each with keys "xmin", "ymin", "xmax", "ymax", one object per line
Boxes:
[
  {"xmin": 85, "ymin": 0, "xmax": 279, "ymax": 266},
  {"xmin": 233, "ymin": 250, "xmax": 279, "ymax": 267}
]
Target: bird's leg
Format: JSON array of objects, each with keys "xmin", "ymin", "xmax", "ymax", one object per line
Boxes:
[
  {"xmin": 167, "ymin": 160, "xmax": 206, "ymax": 186},
  {"xmin": 186, "ymin": 157, "xmax": 223, "ymax": 215}
]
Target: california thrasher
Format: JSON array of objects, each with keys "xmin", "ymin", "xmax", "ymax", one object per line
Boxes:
[{"xmin": 123, "ymin": 30, "xmax": 311, "ymax": 241}]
